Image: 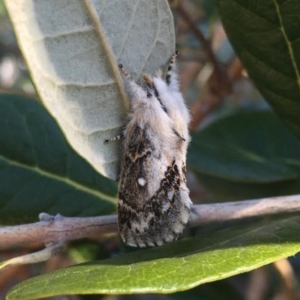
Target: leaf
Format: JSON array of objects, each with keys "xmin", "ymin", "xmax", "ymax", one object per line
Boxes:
[
  {"xmin": 217, "ymin": 0, "xmax": 300, "ymax": 139},
  {"xmin": 0, "ymin": 93, "xmax": 116, "ymax": 224},
  {"xmin": 188, "ymin": 111, "xmax": 300, "ymax": 200},
  {"xmin": 7, "ymin": 215, "xmax": 300, "ymax": 299},
  {"xmin": 4, "ymin": 0, "xmax": 175, "ymax": 179},
  {"xmin": 170, "ymin": 280, "xmax": 243, "ymax": 300}
]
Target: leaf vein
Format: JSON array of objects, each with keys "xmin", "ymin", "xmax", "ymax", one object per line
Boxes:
[
  {"xmin": 0, "ymin": 155, "xmax": 116, "ymax": 205},
  {"xmin": 273, "ymin": 0, "xmax": 300, "ymax": 90}
]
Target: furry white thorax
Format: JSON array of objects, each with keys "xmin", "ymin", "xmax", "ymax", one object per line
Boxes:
[
  {"xmin": 123, "ymin": 77, "xmax": 190, "ymax": 197},
  {"xmin": 125, "ymin": 76, "xmax": 190, "ymax": 151}
]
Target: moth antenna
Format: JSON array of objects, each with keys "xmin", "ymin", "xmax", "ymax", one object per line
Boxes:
[
  {"xmin": 166, "ymin": 51, "xmax": 178, "ymax": 85},
  {"xmin": 119, "ymin": 64, "xmax": 146, "ymax": 96},
  {"xmin": 142, "ymin": 74, "xmax": 154, "ymax": 88},
  {"xmin": 143, "ymin": 74, "xmax": 160, "ymax": 99}
]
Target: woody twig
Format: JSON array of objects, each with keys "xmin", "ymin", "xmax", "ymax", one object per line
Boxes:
[
  {"xmin": 170, "ymin": 1, "xmax": 244, "ymax": 130},
  {"xmin": 1, "ymin": 194, "xmax": 300, "ymax": 250}
]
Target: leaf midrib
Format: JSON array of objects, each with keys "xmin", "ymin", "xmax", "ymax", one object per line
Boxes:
[
  {"xmin": 83, "ymin": 0, "xmax": 129, "ymax": 112},
  {"xmin": 273, "ymin": 0, "xmax": 300, "ymax": 88}
]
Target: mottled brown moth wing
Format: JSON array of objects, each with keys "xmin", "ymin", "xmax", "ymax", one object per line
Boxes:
[
  {"xmin": 108, "ymin": 52, "xmax": 193, "ymax": 247},
  {"xmin": 118, "ymin": 124, "xmax": 191, "ymax": 247}
]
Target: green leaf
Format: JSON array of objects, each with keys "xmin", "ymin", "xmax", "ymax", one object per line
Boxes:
[
  {"xmin": 7, "ymin": 215, "xmax": 300, "ymax": 299},
  {"xmin": 4, "ymin": 0, "xmax": 175, "ymax": 179},
  {"xmin": 217, "ymin": 0, "xmax": 300, "ymax": 139},
  {"xmin": 171, "ymin": 280, "xmax": 243, "ymax": 300},
  {"xmin": 0, "ymin": 93, "xmax": 116, "ymax": 224},
  {"xmin": 188, "ymin": 111, "xmax": 300, "ymax": 199}
]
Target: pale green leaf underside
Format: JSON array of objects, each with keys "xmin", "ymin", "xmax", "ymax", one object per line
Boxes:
[
  {"xmin": 7, "ymin": 215, "xmax": 300, "ymax": 298},
  {"xmin": 5, "ymin": 0, "xmax": 175, "ymax": 179}
]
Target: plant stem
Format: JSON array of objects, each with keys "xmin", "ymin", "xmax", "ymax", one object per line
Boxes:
[{"xmin": 1, "ymin": 194, "xmax": 300, "ymax": 249}]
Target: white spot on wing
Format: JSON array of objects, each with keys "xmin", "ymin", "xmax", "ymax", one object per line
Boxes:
[{"xmin": 138, "ymin": 178, "xmax": 146, "ymax": 186}]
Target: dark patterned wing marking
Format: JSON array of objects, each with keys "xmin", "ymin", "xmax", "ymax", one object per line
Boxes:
[{"xmin": 118, "ymin": 129, "xmax": 190, "ymax": 246}]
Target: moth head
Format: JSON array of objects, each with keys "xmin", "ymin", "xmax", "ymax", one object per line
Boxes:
[
  {"xmin": 142, "ymin": 74, "xmax": 168, "ymax": 113},
  {"xmin": 153, "ymin": 76, "xmax": 190, "ymax": 140}
]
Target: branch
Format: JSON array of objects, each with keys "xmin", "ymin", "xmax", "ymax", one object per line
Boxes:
[
  {"xmin": 1, "ymin": 194, "xmax": 300, "ymax": 268},
  {"xmin": 189, "ymin": 57, "xmax": 243, "ymax": 130},
  {"xmin": 1, "ymin": 194, "xmax": 300, "ymax": 249},
  {"xmin": 173, "ymin": 2, "xmax": 219, "ymax": 73},
  {"xmin": 170, "ymin": 1, "xmax": 241, "ymax": 130},
  {"xmin": 190, "ymin": 194, "xmax": 300, "ymax": 226},
  {"xmin": 0, "ymin": 214, "xmax": 117, "ymax": 249}
]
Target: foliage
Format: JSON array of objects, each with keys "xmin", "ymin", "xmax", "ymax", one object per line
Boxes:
[{"xmin": 0, "ymin": 0, "xmax": 300, "ymax": 299}]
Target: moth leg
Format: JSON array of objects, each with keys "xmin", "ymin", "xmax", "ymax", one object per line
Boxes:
[
  {"xmin": 118, "ymin": 64, "xmax": 133, "ymax": 81},
  {"xmin": 173, "ymin": 128, "xmax": 185, "ymax": 141},
  {"xmin": 118, "ymin": 64, "xmax": 148, "ymax": 99},
  {"xmin": 104, "ymin": 134, "xmax": 123, "ymax": 143},
  {"xmin": 166, "ymin": 51, "xmax": 179, "ymax": 91}
]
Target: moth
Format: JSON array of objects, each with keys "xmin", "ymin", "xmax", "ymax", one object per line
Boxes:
[{"xmin": 106, "ymin": 52, "xmax": 192, "ymax": 247}]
